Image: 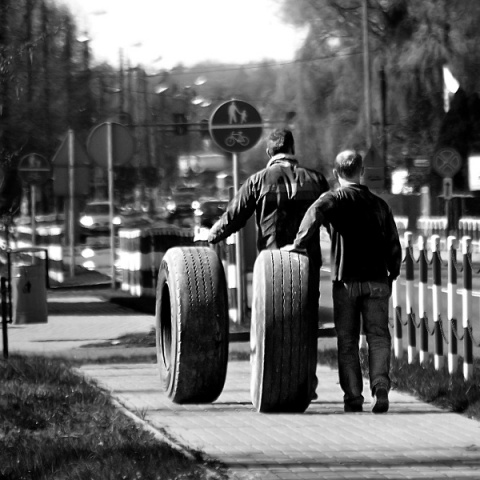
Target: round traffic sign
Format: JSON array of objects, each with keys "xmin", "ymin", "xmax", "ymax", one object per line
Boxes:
[
  {"xmin": 432, "ymin": 147, "xmax": 462, "ymax": 178},
  {"xmin": 209, "ymin": 99, "xmax": 263, "ymax": 153},
  {"xmin": 87, "ymin": 122, "xmax": 135, "ymax": 168},
  {"xmin": 17, "ymin": 153, "xmax": 52, "ymax": 186}
]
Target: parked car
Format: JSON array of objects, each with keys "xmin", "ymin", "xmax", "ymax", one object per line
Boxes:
[{"xmin": 79, "ymin": 201, "xmax": 122, "ymax": 237}]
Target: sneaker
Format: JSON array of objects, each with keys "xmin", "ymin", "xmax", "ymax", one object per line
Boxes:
[
  {"xmin": 372, "ymin": 386, "xmax": 389, "ymax": 414},
  {"xmin": 344, "ymin": 399, "xmax": 363, "ymax": 413}
]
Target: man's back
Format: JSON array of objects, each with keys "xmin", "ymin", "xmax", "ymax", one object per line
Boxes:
[
  {"xmin": 253, "ymin": 158, "xmax": 328, "ymax": 251},
  {"xmin": 208, "ymin": 155, "xmax": 329, "ymax": 263},
  {"xmin": 317, "ymin": 184, "xmax": 401, "ymax": 281}
]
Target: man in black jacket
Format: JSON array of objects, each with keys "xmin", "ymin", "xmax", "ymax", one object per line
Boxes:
[
  {"xmin": 284, "ymin": 150, "xmax": 402, "ymax": 414},
  {"xmin": 208, "ymin": 128, "xmax": 330, "ymax": 398},
  {"xmin": 208, "ymin": 129, "xmax": 329, "ymax": 264}
]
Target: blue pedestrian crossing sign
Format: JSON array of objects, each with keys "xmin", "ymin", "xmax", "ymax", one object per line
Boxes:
[{"xmin": 209, "ymin": 99, "xmax": 263, "ymax": 153}]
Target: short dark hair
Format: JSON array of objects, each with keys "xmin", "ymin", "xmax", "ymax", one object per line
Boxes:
[
  {"xmin": 266, "ymin": 129, "xmax": 295, "ymax": 156},
  {"xmin": 334, "ymin": 150, "xmax": 363, "ymax": 179}
]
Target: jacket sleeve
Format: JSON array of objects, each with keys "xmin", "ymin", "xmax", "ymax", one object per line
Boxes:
[
  {"xmin": 292, "ymin": 193, "xmax": 328, "ymax": 250},
  {"xmin": 385, "ymin": 208, "xmax": 402, "ymax": 279},
  {"xmin": 208, "ymin": 178, "xmax": 257, "ymax": 244}
]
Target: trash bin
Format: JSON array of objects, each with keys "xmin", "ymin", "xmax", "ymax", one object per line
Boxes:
[{"xmin": 8, "ymin": 248, "xmax": 48, "ymax": 324}]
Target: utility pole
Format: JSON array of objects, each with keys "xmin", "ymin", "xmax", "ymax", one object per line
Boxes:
[
  {"xmin": 118, "ymin": 48, "xmax": 125, "ymax": 114},
  {"xmin": 362, "ymin": 0, "xmax": 372, "ymax": 148},
  {"xmin": 380, "ymin": 66, "xmax": 387, "ymax": 163}
]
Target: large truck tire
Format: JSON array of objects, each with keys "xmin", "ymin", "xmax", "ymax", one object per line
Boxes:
[
  {"xmin": 155, "ymin": 246, "xmax": 229, "ymax": 403},
  {"xmin": 250, "ymin": 249, "xmax": 315, "ymax": 413}
]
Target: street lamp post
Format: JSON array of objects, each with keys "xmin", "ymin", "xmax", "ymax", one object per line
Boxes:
[
  {"xmin": 77, "ymin": 33, "xmax": 93, "ymax": 129},
  {"xmin": 362, "ymin": 0, "xmax": 372, "ymax": 148}
]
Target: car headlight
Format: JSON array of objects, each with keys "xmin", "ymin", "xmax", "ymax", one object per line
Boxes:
[
  {"xmin": 113, "ymin": 215, "xmax": 122, "ymax": 226},
  {"xmin": 80, "ymin": 215, "xmax": 94, "ymax": 227},
  {"xmin": 81, "ymin": 247, "xmax": 95, "ymax": 259},
  {"xmin": 166, "ymin": 201, "xmax": 176, "ymax": 212}
]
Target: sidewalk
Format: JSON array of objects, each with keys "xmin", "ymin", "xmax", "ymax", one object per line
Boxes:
[
  {"xmin": 82, "ymin": 362, "xmax": 480, "ymax": 480},
  {"xmin": 4, "ymin": 276, "xmax": 480, "ymax": 480}
]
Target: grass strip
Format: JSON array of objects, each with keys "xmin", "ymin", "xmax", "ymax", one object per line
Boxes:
[
  {"xmin": 316, "ymin": 348, "xmax": 480, "ymax": 420},
  {"xmin": 0, "ymin": 355, "xmax": 227, "ymax": 480}
]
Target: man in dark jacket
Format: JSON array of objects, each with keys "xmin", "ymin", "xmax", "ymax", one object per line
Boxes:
[
  {"xmin": 208, "ymin": 129, "xmax": 329, "ymax": 265},
  {"xmin": 208, "ymin": 128, "xmax": 329, "ymax": 303},
  {"xmin": 208, "ymin": 128, "xmax": 330, "ymax": 398},
  {"xmin": 284, "ymin": 150, "xmax": 402, "ymax": 414}
]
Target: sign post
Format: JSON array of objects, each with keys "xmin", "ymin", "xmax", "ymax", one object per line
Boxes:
[
  {"xmin": 433, "ymin": 147, "xmax": 462, "ymax": 234},
  {"xmin": 87, "ymin": 122, "xmax": 135, "ymax": 288},
  {"xmin": 52, "ymin": 130, "xmax": 91, "ymax": 277},
  {"xmin": 18, "ymin": 153, "xmax": 52, "ymax": 246},
  {"xmin": 107, "ymin": 122, "xmax": 114, "ymax": 287},
  {"xmin": 209, "ymin": 100, "xmax": 263, "ymax": 324}
]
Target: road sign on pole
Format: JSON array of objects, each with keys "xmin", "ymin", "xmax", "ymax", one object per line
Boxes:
[
  {"xmin": 52, "ymin": 130, "xmax": 91, "ymax": 196},
  {"xmin": 18, "ymin": 153, "xmax": 51, "ymax": 245},
  {"xmin": 432, "ymin": 147, "xmax": 462, "ymax": 178},
  {"xmin": 18, "ymin": 153, "xmax": 52, "ymax": 186},
  {"xmin": 87, "ymin": 122, "xmax": 135, "ymax": 168},
  {"xmin": 443, "ymin": 177, "xmax": 453, "ymax": 200},
  {"xmin": 209, "ymin": 99, "xmax": 263, "ymax": 153},
  {"xmin": 209, "ymin": 99, "xmax": 263, "ymax": 325}
]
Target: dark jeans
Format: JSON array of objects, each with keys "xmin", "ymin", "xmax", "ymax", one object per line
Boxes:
[{"xmin": 332, "ymin": 280, "xmax": 391, "ymax": 405}]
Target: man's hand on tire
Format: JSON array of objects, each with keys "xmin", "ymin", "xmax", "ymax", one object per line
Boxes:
[{"xmin": 281, "ymin": 244, "xmax": 307, "ymax": 254}]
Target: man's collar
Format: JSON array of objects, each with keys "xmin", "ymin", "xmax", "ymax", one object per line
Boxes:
[{"xmin": 267, "ymin": 154, "xmax": 298, "ymax": 168}]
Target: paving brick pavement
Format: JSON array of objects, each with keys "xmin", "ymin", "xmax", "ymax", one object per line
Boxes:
[
  {"xmin": 5, "ymin": 286, "xmax": 155, "ymax": 356},
  {"xmin": 80, "ymin": 361, "xmax": 480, "ymax": 480}
]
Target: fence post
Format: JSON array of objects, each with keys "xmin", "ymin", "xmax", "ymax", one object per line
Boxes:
[
  {"xmin": 226, "ymin": 235, "xmax": 238, "ymax": 323},
  {"xmin": 447, "ymin": 236, "xmax": 458, "ymax": 374},
  {"xmin": 405, "ymin": 232, "xmax": 416, "ymax": 363},
  {"xmin": 418, "ymin": 235, "xmax": 429, "ymax": 366},
  {"xmin": 431, "ymin": 235, "xmax": 444, "ymax": 370},
  {"xmin": 462, "ymin": 236, "xmax": 473, "ymax": 381},
  {"xmin": 392, "ymin": 277, "xmax": 403, "ymax": 359},
  {"xmin": 1, "ymin": 277, "xmax": 8, "ymax": 359}
]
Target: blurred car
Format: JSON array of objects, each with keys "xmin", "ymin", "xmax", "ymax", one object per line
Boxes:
[
  {"xmin": 166, "ymin": 187, "xmax": 198, "ymax": 226},
  {"xmin": 193, "ymin": 198, "xmax": 227, "ymax": 228},
  {"xmin": 79, "ymin": 201, "xmax": 122, "ymax": 237}
]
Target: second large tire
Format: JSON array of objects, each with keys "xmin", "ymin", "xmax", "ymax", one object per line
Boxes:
[
  {"xmin": 155, "ymin": 246, "xmax": 229, "ymax": 404},
  {"xmin": 250, "ymin": 249, "xmax": 315, "ymax": 413}
]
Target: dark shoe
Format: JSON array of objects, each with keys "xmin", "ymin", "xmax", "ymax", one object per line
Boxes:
[
  {"xmin": 344, "ymin": 399, "xmax": 363, "ymax": 413},
  {"xmin": 372, "ymin": 386, "xmax": 389, "ymax": 414}
]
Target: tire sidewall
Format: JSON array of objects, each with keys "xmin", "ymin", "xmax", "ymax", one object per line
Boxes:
[{"xmin": 155, "ymin": 256, "xmax": 178, "ymax": 397}]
